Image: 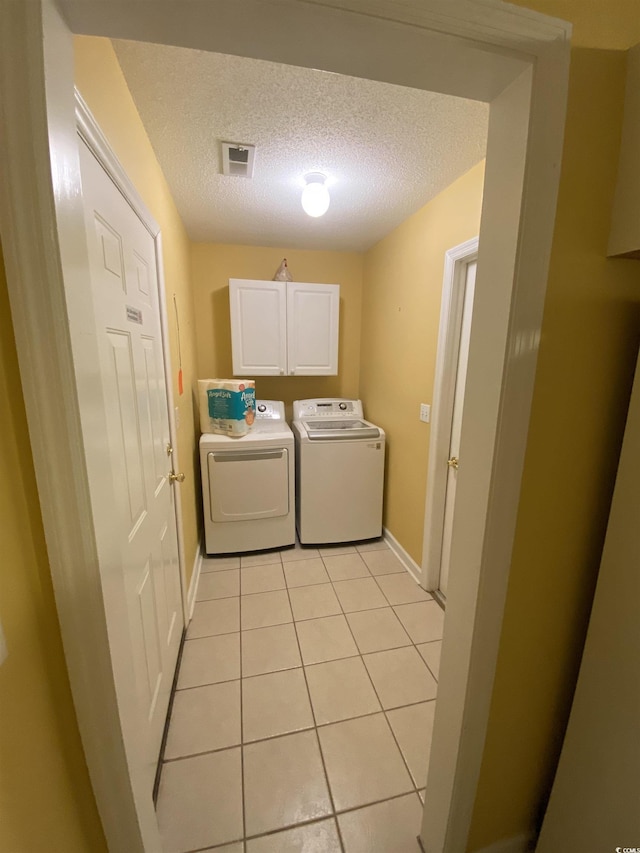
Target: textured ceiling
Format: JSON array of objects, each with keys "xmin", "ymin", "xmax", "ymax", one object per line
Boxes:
[{"xmin": 113, "ymin": 41, "xmax": 488, "ymax": 252}]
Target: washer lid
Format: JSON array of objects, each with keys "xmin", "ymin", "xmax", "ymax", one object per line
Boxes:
[{"xmin": 304, "ymin": 419, "xmax": 381, "ymax": 440}]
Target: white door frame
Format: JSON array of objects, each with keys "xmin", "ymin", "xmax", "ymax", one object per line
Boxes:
[
  {"xmin": 0, "ymin": 2, "xmax": 571, "ymax": 851},
  {"xmin": 0, "ymin": 7, "xmax": 186, "ymax": 848},
  {"xmin": 423, "ymin": 237, "xmax": 479, "ymax": 595}
]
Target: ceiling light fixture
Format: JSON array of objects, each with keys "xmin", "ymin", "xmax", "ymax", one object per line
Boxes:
[{"xmin": 301, "ymin": 172, "xmax": 330, "ymax": 218}]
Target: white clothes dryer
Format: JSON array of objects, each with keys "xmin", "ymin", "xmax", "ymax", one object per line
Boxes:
[
  {"xmin": 292, "ymin": 399, "xmax": 385, "ymax": 544},
  {"xmin": 200, "ymin": 400, "xmax": 295, "ymax": 554}
]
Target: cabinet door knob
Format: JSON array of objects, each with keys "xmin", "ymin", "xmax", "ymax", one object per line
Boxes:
[
  {"xmin": 290, "ymin": 369, "xmax": 295, "ymax": 375},
  {"xmin": 280, "ymin": 368, "xmax": 284, "ymax": 375}
]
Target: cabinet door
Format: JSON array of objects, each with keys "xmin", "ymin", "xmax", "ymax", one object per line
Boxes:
[
  {"xmin": 229, "ymin": 279, "xmax": 287, "ymax": 375},
  {"xmin": 286, "ymin": 282, "xmax": 339, "ymax": 375}
]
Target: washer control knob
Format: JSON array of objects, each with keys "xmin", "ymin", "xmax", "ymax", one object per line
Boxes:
[
  {"xmin": 339, "ymin": 402, "xmax": 347, "ymax": 410},
  {"xmin": 257, "ymin": 404, "xmax": 267, "ymax": 413}
]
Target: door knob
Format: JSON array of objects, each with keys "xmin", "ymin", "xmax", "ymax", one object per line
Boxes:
[
  {"xmin": 168, "ymin": 471, "xmax": 185, "ymax": 483},
  {"xmin": 447, "ymin": 457, "xmax": 459, "ymax": 470}
]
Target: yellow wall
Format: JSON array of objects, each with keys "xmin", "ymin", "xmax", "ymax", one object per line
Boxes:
[
  {"xmin": 191, "ymin": 243, "xmax": 363, "ymax": 411},
  {"xmin": 468, "ymin": 7, "xmax": 640, "ymax": 849},
  {"xmin": 0, "ymin": 244, "xmax": 107, "ymax": 852},
  {"xmin": 359, "ymin": 162, "xmax": 485, "ymax": 563},
  {"xmin": 2, "ymin": 10, "xmax": 640, "ymax": 852},
  {"xmin": 74, "ymin": 37, "xmax": 201, "ymax": 585}
]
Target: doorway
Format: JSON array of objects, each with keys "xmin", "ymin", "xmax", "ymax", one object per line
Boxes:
[
  {"xmin": 0, "ymin": 2, "xmax": 570, "ymax": 851},
  {"xmin": 423, "ymin": 238, "xmax": 479, "ymax": 601}
]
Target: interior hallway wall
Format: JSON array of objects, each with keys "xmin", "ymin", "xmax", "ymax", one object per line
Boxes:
[
  {"xmin": 468, "ymin": 3, "xmax": 640, "ymax": 847},
  {"xmin": 359, "ymin": 162, "xmax": 485, "ymax": 564},
  {"xmin": 0, "ymin": 243, "xmax": 107, "ymax": 852},
  {"xmin": 74, "ymin": 36, "xmax": 201, "ymax": 585},
  {"xmin": 191, "ymin": 242, "xmax": 363, "ymax": 414}
]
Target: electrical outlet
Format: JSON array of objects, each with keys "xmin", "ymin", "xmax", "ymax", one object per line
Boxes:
[{"xmin": 420, "ymin": 403, "xmax": 431, "ymax": 423}]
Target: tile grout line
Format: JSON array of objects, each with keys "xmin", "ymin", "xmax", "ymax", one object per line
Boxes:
[
  {"xmin": 163, "ymin": 695, "xmax": 438, "ymax": 764},
  {"xmin": 174, "ymin": 633, "xmax": 437, "ymax": 695},
  {"xmin": 187, "ymin": 550, "xmax": 442, "ymax": 674},
  {"xmin": 240, "ymin": 789, "xmax": 425, "ymax": 848},
  {"xmin": 320, "ymin": 554, "xmax": 439, "ymax": 657},
  {"xmin": 185, "ymin": 572, "xmax": 442, "ymax": 668},
  {"xmin": 192, "ymin": 567, "xmax": 438, "ymax": 636},
  {"xmin": 238, "ymin": 564, "xmax": 247, "ymax": 847},
  {"xmin": 317, "ymin": 554, "xmax": 423, "ymax": 827},
  {"xmin": 282, "ymin": 568, "xmax": 346, "ymax": 853},
  {"xmin": 202, "ymin": 540, "xmax": 389, "ymax": 571},
  {"xmin": 176, "ymin": 784, "xmax": 425, "ymax": 853},
  {"xmin": 317, "ymin": 567, "xmax": 422, "ymax": 799},
  {"xmin": 177, "ymin": 545, "xmax": 442, "ymax": 849},
  {"xmin": 320, "ymin": 552, "xmax": 438, "ymax": 802},
  {"xmin": 421, "ymin": 656, "xmax": 439, "ymax": 683},
  {"xmin": 193, "ymin": 784, "xmax": 423, "ymax": 853}
]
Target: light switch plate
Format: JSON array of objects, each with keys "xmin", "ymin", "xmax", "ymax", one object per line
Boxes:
[{"xmin": 420, "ymin": 403, "xmax": 431, "ymax": 423}]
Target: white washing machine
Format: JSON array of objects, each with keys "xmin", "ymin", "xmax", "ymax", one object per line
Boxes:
[
  {"xmin": 200, "ymin": 400, "xmax": 295, "ymax": 554},
  {"xmin": 292, "ymin": 399, "xmax": 385, "ymax": 544}
]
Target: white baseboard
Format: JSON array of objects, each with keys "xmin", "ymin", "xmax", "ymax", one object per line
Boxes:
[
  {"xmin": 382, "ymin": 527, "xmax": 423, "ymax": 584},
  {"xmin": 472, "ymin": 832, "xmax": 536, "ymax": 853},
  {"xmin": 186, "ymin": 542, "xmax": 203, "ymax": 621}
]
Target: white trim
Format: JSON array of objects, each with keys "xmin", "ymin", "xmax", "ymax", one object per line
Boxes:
[
  {"xmin": 155, "ymin": 231, "xmax": 190, "ymax": 623},
  {"xmin": 472, "ymin": 832, "xmax": 536, "ymax": 853},
  {"xmin": 75, "ymin": 90, "xmax": 160, "ymax": 236},
  {"xmin": 423, "ymin": 237, "xmax": 479, "ymax": 593},
  {"xmin": 75, "ymin": 89, "xmax": 190, "ymax": 625},
  {"xmin": 0, "ymin": 2, "xmax": 149, "ymax": 849},
  {"xmin": 301, "ymin": 0, "xmax": 568, "ymax": 45},
  {"xmin": 0, "ymin": 2, "xmax": 571, "ymax": 851},
  {"xmin": 383, "ymin": 527, "xmax": 423, "ymax": 584},
  {"xmin": 187, "ymin": 543, "xmax": 204, "ymax": 620}
]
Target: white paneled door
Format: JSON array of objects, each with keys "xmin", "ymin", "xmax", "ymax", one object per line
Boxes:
[
  {"xmin": 79, "ymin": 139, "xmax": 183, "ymax": 793},
  {"xmin": 439, "ymin": 260, "xmax": 477, "ymax": 598}
]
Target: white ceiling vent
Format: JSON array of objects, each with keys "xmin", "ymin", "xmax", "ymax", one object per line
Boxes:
[{"xmin": 221, "ymin": 142, "xmax": 256, "ymax": 178}]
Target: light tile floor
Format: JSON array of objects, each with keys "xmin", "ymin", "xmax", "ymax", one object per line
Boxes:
[{"xmin": 157, "ymin": 539, "xmax": 444, "ymax": 853}]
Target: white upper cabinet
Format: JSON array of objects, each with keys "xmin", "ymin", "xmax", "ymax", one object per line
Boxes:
[
  {"xmin": 229, "ymin": 279, "xmax": 339, "ymax": 376},
  {"xmin": 229, "ymin": 279, "xmax": 287, "ymax": 375},
  {"xmin": 287, "ymin": 281, "xmax": 339, "ymax": 375}
]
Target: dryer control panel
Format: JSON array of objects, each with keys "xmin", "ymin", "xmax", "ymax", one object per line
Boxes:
[{"xmin": 255, "ymin": 400, "xmax": 285, "ymax": 420}]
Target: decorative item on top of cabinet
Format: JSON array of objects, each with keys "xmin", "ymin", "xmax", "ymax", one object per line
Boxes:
[
  {"xmin": 608, "ymin": 42, "xmax": 640, "ymax": 259},
  {"xmin": 229, "ymin": 278, "xmax": 339, "ymax": 376},
  {"xmin": 273, "ymin": 258, "xmax": 293, "ymax": 281}
]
